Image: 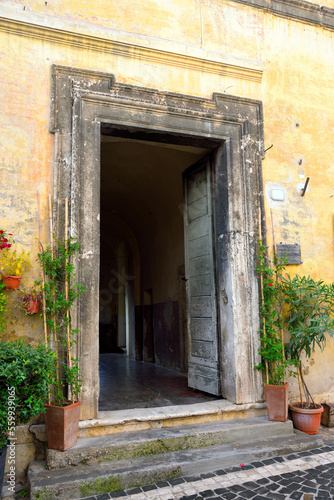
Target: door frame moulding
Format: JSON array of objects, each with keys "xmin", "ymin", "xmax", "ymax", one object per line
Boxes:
[{"xmin": 51, "ymin": 64, "xmax": 264, "ymax": 420}]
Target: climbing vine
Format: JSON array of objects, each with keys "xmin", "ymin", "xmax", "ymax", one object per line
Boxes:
[{"xmin": 36, "ymin": 237, "xmax": 85, "ymax": 405}]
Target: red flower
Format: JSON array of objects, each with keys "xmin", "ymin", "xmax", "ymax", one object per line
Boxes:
[{"xmin": 268, "ymin": 283, "xmax": 273, "ymax": 287}]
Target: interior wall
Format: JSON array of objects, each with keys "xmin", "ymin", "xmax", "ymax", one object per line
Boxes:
[
  {"xmin": 99, "ymin": 224, "xmax": 119, "ymax": 353},
  {"xmin": 100, "ymin": 136, "xmax": 209, "ymax": 371}
]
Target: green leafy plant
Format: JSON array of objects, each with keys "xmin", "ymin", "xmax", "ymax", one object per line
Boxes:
[
  {"xmin": 36, "ymin": 237, "xmax": 85, "ymax": 406},
  {"xmin": 254, "ymin": 241, "xmax": 294, "ymax": 385},
  {"xmin": 0, "ymin": 248, "xmax": 31, "ymax": 276},
  {"xmin": 282, "ymin": 275, "xmax": 334, "ymax": 408},
  {"xmin": 255, "ymin": 240, "xmax": 334, "ymax": 407},
  {"xmin": 0, "ymin": 340, "xmax": 57, "ymax": 449},
  {"xmin": 22, "ymin": 285, "xmax": 42, "ymax": 300},
  {"xmin": 18, "ymin": 488, "xmax": 29, "ymax": 498}
]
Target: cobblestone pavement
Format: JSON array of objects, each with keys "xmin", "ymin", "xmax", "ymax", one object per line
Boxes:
[{"xmin": 84, "ymin": 428, "xmax": 334, "ymax": 500}]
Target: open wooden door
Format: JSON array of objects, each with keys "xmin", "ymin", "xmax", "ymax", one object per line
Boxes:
[{"xmin": 183, "ymin": 157, "xmax": 221, "ymax": 395}]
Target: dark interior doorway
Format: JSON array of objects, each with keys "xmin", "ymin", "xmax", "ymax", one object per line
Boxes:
[{"xmin": 99, "ymin": 130, "xmax": 220, "ymax": 409}]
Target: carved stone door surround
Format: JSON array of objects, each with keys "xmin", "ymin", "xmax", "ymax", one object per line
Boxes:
[{"xmin": 51, "ymin": 65, "xmax": 264, "ymax": 419}]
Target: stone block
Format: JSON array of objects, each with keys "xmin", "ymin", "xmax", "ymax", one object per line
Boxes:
[
  {"xmin": 4, "ymin": 442, "xmax": 36, "ymax": 481},
  {"xmin": 29, "ymin": 425, "xmax": 47, "ymax": 443},
  {"xmin": 321, "ymin": 402, "xmax": 334, "ymax": 427},
  {"xmin": 14, "ymin": 425, "xmax": 34, "ymax": 445},
  {"xmin": 1, "ymin": 488, "xmax": 16, "ymax": 499}
]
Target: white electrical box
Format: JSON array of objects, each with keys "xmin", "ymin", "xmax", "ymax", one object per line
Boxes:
[{"xmin": 270, "ymin": 189, "xmax": 285, "ymax": 201}]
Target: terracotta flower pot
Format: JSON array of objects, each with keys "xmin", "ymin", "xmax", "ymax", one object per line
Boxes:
[
  {"xmin": 2, "ymin": 275, "xmax": 21, "ymax": 290},
  {"xmin": 24, "ymin": 296, "xmax": 41, "ymax": 315},
  {"xmin": 45, "ymin": 401, "xmax": 81, "ymax": 451},
  {"xmin": 289, "ymin": 402, "xmax": 324, "ymax": 434},
  {"xmin": 263, "ymin": 383, "xmax": 289, "ymax": 422}
]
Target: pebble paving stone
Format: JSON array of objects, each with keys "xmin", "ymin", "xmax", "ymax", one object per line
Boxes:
[{"xmin": 81, "ymin": 442, "xmax": 334, "ymax": 500}]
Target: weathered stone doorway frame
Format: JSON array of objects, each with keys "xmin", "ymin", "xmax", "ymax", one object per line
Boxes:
[{"xmin": 51, "ymin": 65, "xmax": 264, "ymax": 420}]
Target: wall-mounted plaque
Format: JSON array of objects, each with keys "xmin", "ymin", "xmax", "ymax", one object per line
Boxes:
[{"xmin": 276, "ymin": 244, "xmax": 302, "ymax": 265}]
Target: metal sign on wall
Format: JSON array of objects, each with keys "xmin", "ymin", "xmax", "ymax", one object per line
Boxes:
[{"xmin": 276, "ymin": 244, "xmax": 302, "ymax": 265}]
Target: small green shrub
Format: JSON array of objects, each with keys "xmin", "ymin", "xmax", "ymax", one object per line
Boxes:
[{"xmin": 0, "ymin": 340, "xmax": 57, "ymax": 448}]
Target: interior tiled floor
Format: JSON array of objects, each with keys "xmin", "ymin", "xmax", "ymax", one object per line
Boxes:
[{"xmin": 99, "ymin": 353, "xmax": 221, "ymax": 411}]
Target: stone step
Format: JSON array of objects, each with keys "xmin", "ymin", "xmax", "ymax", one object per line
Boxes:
[
  {"xmin": 29, "ymin": 401, "xmax": 267, "ymax": 445},
  {"xmin": 78, "ymin": 400, "xmax": 267, "ymax": 438},
  {"xmin": 28, "ymin": 427, "xmax": 323, "ymax": 500},
  {"xmin": 46, "ymin": 416, "xmax": 294, "ymax": 469}
]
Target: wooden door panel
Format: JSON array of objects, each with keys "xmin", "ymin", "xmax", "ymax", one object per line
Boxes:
[
  {"xmin": 188, "ymin": 254, "xmax": 211, "ymax": 277},
  {"xmin": 191, "ymin": 318, "xmax": 214, "ymax": 341},
  {"xmin": 187, "ymin": 196, "xmax": 208, "ymax": 221},
  {"xmin": 189, "ymin": 296, "xmax": 213, "ymax": 318},
  {"xmin": 184, "ymin": 157, "xmax": 221, "ymax": 395},
  {"xmin": 189, "ymin": 274, "xmax": 211, "ymax": 296},
  {"xmin": 186, "ymin": 214, "xmax": 209, "ymax": 240},
  {"xmin": 188, "ymin": 235, "xmax": 209, "ymax": 258}
]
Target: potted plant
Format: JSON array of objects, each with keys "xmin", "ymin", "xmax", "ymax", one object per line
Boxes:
[
  {"xmin": 282, "ymin": 275, "xmax": 334, "ymax": 434},
  {"xmin": 0, "ymin": 340, "xmax": 57, "ymax": 491},
  {"xmin": 36, "ymin": 236, "xmax": 85, "ymax": 451},
  {"xmin": 23, "ymin": 289, "xmax": 42, "ymax": 315},
  {"xmin": 13, "ymin": 285, "xmax": 42, "ymax": 315},
  {"xmin": 255, "ymin": 241, "xmax": 293, "ymax": 422},
  {"xmin": 0, "ymin": 229, "xmax": 14, "ymax": 334},
  {"xmin": 0, "ymin": 247, "xmax": 31, "ymax": 290}
]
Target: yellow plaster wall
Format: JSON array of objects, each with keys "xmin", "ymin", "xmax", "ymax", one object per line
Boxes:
[
  {"xmin": 313, "ymin": 0, "xmax": 334, "ymax": 6},
  {"xmin": 201, "ymin": 0, "xmax": 265, "ymax": 60},
  {"xmin": 262, "ymin": 16, "xmax": 334, "ymax": 281},
  {"xmin": 3, "ymin": 0, "xmax": 202, "ymax": 46},
  {"xmin": 0, "ymin": 0, "xmax": 334, "ymax": 400},
  {"xmin": 0, "ymin": 22, "xmax": 53, "ymax": 343}
]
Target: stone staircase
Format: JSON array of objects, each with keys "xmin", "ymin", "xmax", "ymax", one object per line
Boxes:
[{"xmin": 28, "ymin": 415, "xmax": 323, "ymax": 500}]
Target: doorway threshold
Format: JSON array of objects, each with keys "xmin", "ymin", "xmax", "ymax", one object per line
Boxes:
[{"xmin": 78, "ymin": 400, "xmax": 267, "ymax": 438}]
